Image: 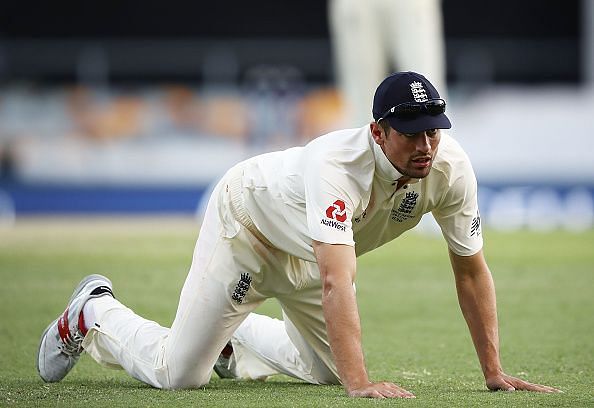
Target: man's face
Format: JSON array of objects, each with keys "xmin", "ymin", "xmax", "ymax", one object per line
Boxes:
[{"xmin": 371, "ymin": 123, "xmax": 441, "ymax": 179}]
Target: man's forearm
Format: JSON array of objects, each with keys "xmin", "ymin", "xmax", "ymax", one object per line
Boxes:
[
  {"xmin": 450, "ymin": 250, "xmax": 503, "ymax": 379},
  {"xmin": 455, "ymin": 266, "xmax": 503, "ymax": 378},
  {"xmin": 450, "ymin": 250, "xmax": 562, "ymax": 394},
  {"xmin": 322, "ymin": 279, "xmax": 369, "ymax": 390}
]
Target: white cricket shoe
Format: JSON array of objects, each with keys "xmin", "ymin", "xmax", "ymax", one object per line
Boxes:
[
  {"xmin": 37, "ymin": 274, "xmax": 114, "ymax": 382},
  {"xmin": 213, "ymin": 342, "xmax": 237, "ymax": 379}
]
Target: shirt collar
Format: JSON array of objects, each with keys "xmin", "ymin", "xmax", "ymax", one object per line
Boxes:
[{"xmin": 369, "ymin": 131, "xmax": 420, "ymax": 185}]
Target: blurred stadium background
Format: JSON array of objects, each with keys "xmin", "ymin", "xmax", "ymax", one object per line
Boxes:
[{"xmin": 0, "ymin": 0, "xmax": 592, "ymax": 231}]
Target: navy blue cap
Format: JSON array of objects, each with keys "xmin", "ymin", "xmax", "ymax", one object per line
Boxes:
[{"xmin": 372, "ymin": 71, "xmax": 451, "ymax": 133}]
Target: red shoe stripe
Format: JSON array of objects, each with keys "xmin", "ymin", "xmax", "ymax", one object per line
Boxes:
[
  {"xmin": 57, "ymin": 309, "xmax": 70, "ymax": 342},
  {"xmin": 78, "ymin": 312, "xmax": 88, "ymax": 336}
]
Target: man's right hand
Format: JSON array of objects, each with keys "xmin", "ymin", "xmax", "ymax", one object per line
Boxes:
[{"xmin": 347, "ymin": 381, "xmax": 416, "ymax": 399}]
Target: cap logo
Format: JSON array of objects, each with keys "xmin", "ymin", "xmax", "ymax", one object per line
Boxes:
[{"xmin": 410, "ymin": 81, "xmax": 428, "ymax": 103}]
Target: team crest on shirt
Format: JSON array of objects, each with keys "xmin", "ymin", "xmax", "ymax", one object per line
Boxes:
[
  {"xmin": 391, "ymin": 191, "xmax": 419, "ymax": 222},
  {"xmin": 410, "ymin": 81, "xmax": 428, "ymax": 103}
]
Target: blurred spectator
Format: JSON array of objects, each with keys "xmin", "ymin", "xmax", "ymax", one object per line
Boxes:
[
  {"xmin": 200, "ymin": 93, "xmax": 249, "ymax": 143},
  {"xmin": 0, "ymin": 142, "xmax": 15, "ymax": 181},
  {"xmin": 163, "ymin": 86, "xmax": 202, "ymax": 133},
  {"xmin": 67, "ymin": 86, "xmax": 145, "ymax": 141},
  {"xmin": 297, "ymin": 87, "xmax": 345, "ymax": 143},
  {"xmin": 244, "ymin": 66, "xmax": 304, "ymax": 148}
]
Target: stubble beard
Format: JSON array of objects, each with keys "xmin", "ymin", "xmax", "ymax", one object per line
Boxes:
[{"xmin": 394, "ymin": 161, "xmax": 433, "ymax": 179}]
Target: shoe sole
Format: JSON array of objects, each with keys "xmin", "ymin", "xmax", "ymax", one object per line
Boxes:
[{"xmin": 36, "ymin": 274, "xmax": 112, "ymax": 381}]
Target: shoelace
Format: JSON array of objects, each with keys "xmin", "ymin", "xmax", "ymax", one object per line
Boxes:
[{"xmin": 59, "ymin": 331, "xmax": 85, "ymax": 357}]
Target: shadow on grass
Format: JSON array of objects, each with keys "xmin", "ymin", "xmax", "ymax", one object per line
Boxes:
[
  {"xmin": 4, "ymin": 375, "xmax": 336, "ymax": 394},
  {"xmin": 3, "ymin": 376, "xmax": 573, "ymax": 407},
  {"xmin": 3, "ymin": 376, "xmax": 346, "ymax": 406}
]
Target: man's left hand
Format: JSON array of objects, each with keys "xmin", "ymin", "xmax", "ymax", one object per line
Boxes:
[{"xmin": 486, "ymin": 373, "xmax": 561, "ymax": 393}]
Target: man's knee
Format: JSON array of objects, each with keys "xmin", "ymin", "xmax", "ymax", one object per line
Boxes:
[
  {"xmin": 162, "ymin": 363, "xmax": 212, "ymax": 390},
  {"xmin": 163, "ymin": 367, "xmax": 212, "ymax": 390}
]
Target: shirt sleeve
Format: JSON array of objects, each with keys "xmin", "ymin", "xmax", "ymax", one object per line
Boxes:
[
  {"xmin": 432, "ymin": 158, "xmax": 483, "ymax": 256},
  {"xmin": 303, "ymin": 149, "xmax": 369, "ymax": 246}
]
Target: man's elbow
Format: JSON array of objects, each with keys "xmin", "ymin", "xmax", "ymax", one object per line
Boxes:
[{"xmin": 321, "ymin": 272, "xmax": 339, "ymax": 298}]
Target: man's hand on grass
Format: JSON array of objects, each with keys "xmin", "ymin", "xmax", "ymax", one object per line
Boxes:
[{"xmin": 486, "ymin": 373, "xmax": 561, "ymax": 393}]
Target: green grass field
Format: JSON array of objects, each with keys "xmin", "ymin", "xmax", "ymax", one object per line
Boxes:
[{"xmin": 1, "ymin": 217, "xmax": 593, "ymax": 407}]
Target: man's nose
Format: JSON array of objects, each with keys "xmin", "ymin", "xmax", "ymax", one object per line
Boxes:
[{"xmin": 416, "ymin": 132, "xmax": 431, "ymax": 153}]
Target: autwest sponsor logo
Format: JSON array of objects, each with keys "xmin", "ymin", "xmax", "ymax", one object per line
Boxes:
[
  {"xmin": 323, "ymin": 199, "xmax": 347, "ymax": 231},
  {"xmin": 321, "ymin": 218, "xmax": 346, "ymax": 231}
]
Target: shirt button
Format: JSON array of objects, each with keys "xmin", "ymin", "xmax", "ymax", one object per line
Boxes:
[{"xmin": 403, "ymin": 185, "xmax": 408, "ymax": 189}]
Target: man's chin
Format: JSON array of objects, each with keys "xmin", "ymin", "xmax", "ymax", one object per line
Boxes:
[{"xmin": 404, "ymin": 167, "xmax": 432, "ymax": 179}]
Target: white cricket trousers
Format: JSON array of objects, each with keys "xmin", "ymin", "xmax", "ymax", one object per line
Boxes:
[
  {"xmin": 329, "ymin": 0, "xmax": 447, "ymax": 126},
  {"xmin": 81, "ymin": 165, "xmax": 340, "ymax": 389}
]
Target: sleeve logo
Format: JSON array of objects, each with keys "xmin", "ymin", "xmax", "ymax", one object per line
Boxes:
[
  {"xmin": 470, "ymin": 211, "xmax": 481, "ymax": 237},
  {"xmin": 325, "ymin": 200, "xmax": 347, "ymax": 222},
  {"xmin": 321, "ymin": 199, "xmax": 347, "ymax": 231}
]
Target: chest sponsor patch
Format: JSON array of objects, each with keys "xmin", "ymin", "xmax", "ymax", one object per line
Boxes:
[{"xmin": 391, "ymin": 191, "xmax": 419, "ymax": 222}]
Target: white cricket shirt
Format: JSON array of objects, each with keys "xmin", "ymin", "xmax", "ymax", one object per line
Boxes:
[{"xmin": 240, "ymin": 126, "xmax": 482, "ymax": 262}]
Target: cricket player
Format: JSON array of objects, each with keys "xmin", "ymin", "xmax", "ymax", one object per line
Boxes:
[
  {"xmin": 37, "ymin": 71, "xmax": 560, "ymax": 398},
  {"xmin": 329, "ymin": 0, "xmax": 447, "ymax": 127}
]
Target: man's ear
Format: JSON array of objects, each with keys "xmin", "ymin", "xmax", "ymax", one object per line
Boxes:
[{"xmin": 370, "ymin": 122, "xmax": 385, "ymax": 145}]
